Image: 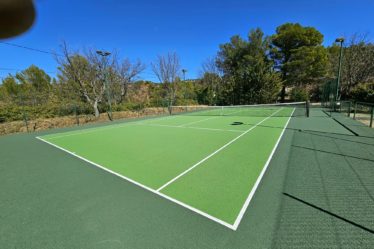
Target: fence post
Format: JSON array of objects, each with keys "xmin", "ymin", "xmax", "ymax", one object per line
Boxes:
[
  {"xmin": 20, "ymin": 95, "xmax": 29, "ymax": 133},
  {"xmin": 339, "ymin": 101, "xmax": 342, "ymax": 113},
  {"xmin": 23, "ymin": 112, "xmax": 29, "ymax": 133},
  {"xmin": 74, "ymin": 104, "xmax": 79, "ymax": 126}
]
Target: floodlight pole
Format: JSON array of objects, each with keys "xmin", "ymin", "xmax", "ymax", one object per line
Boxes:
[
  {"xmin": 182, "ymin": 69, "xmax": 187, "ymax": 81},
  {"xmin": 96, "ymin": 50, "xmax": 113, "ymax": 121},
  {"xmin": 335, "ymin": 37, "xmax": 344, "ymax": 106}
]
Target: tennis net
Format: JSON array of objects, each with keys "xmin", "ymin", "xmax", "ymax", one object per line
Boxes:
[{"xmin": 170, "ymin": 102, "xmax": 309, "ymax": 117}]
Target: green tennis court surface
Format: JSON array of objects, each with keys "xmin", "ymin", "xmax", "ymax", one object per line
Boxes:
[
  {"xmin": 2, "ymin": 106, "xmax": 374, "ymax": 248},
  {"xmin": 37, "ymin": 106, "xmax": 296, "ymax": 229}
]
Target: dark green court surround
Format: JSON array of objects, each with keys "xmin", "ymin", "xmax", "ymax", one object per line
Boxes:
[{"xmin": 0, "ymin": 109, "xmax": 373, "ymax": 248}]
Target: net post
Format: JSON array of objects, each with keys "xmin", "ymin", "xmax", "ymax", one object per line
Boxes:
[
  {"xmin": 353, "ymin": 102, "xmax": 357, "ymax": 120},
  {"xmin": 370, "ymin": 106, "xmax": 373, "ymax": 128},
  {"xmin": 306, "ymin": 100, "xmax": 310, "ymax": 117},
  {"xmin": 347, "ymin": 101, "xmax": 351, "ymax": 117}
]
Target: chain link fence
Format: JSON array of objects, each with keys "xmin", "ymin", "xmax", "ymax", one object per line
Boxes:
[
  {"xmin": 321, "ymin": 80, "xmax": 373, "ymax": 128},
  {"xmin": 0, "ymin": 102, "xmax": 170, "ymax": 136}
]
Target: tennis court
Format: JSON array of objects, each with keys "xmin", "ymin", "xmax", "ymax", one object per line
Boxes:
[
  {"xmin": 36, "ymin": 102, "xmax": 307, "ymax": 230},
  {"xmin": 2, "ymin": 103, "xmax": 374, "ymax": 248}
]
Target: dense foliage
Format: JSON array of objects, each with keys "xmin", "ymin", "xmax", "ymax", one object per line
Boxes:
[
  {"xmin": 1, "ymin": 22, "xmax": 373, "ymax": 123},
  {"xmin": 216, "ymin": 28, "xmax": 282, "ymax": 105},
  {"xmin": 270, "ymin": 23, "xmax": 329, "ymax": 101}
]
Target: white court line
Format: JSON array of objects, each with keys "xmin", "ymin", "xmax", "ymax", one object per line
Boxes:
[
  {"xmin": 156, "ymin": 108, "xmax": 284, "ymax": 192},
  {"xmin": 37, "ymin": 106, "xmax": 293, "ymax": 231},
  {"xmin": 231, "ymin": 108, "xmax": 295, "ymax": 230},
  {"xmin": 35, "ymin": 136, "xmax": 236, "ymax": 230},
  {"xmin": 177, "ymin": 108, "xmax": 249, "ymax": 128},
  {"xmin": 137, "ymin": 123, "xmax": 243, "ymax": 133},
  {"xmin": 178, "ymin": 116, "xmax": 218, "ymax": 127},
  {"xmin": 188, "ymin": 126, "xmax": 243, "ymax": 133},
  {"xmin": 44, "ymin": 114, "xmax": 179, "ymax": 140}
]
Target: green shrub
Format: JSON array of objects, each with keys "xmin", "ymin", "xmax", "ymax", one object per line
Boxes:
[
  {"xmin": 112, "ymin": 102, "xmax": 145, "ymax": 112},
  {"xmin": 0, "ymin": 102, "xmax": 94, "ymax": 122},
  {"xmin": 351, "ymin": 82, "xmax": 374, "ymax": 103},
  {"xmin": 290, "ymin": 87, "xmax": 309, "ymax": 101}
]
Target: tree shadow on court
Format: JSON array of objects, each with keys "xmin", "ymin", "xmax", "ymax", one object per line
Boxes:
[
  {"xmin": 270, "ymin": 127, "xmax": 374, "ymax": 248},
  {"xmin": 230, "ymin": 122, "xmax": 374, "ymax": 143},
  {"xmin": 291, "ymin": 145, "xmax": 374, "ymax": 163},
  {"xmin": 283, "ymin": 192, "xmax": 374, "ymax": 235}
]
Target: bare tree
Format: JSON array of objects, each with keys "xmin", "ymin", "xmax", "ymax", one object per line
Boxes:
[
  {"xmin": 152, "ymin": 52, "xmax": 181, "ymax": 112},
  {"xmin": 115, "ymin": 59, "xmax": 145, "ymax": 103},
  {"xmin": 341, "ymin": 33, "xmax": 374, "ymax": 97},
  {"xmin": 201, "ymin": 56, "xmax": 222, "ymax": 76},
  {"xmin": 57, "ymin": 42, "xmax": 114, "ymax": 117},
  {"xmin": 199, "ymin": 56, "xmax": 223, "ymax": 105}
]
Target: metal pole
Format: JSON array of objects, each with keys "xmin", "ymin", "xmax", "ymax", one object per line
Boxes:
[
  {"xmin": 306, "ymin": 100, "xmax": 310, "ymax": 118},
  {"xmin": 370, "ymin": 106, "xmax": 373, "ymax": 128},
  {"xmin": 104, "ymin": 70, "xmax": 113, "ymax": 121},
  {"xmin": 20, "ymin": 94, "xmax": 29, "ymax": 132},
  {"xmin": 23, "ymin": 112, "xmax": 29, "ymax": 132},
  {"xmin": 335, "ymin": 38, "xmax": 344, "ymax": 106},
  {"xmin": 96, "ymin": 50, "xmax": 113, "ymax": 121},
  {"xmin": 74, "ymin": 104, "xmax": 79, "ymax": 126}
]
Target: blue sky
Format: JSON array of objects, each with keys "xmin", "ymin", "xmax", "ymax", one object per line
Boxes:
[{"xmin": 1, "ymin": 0, "xmax": 373, "ymax": 82}]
